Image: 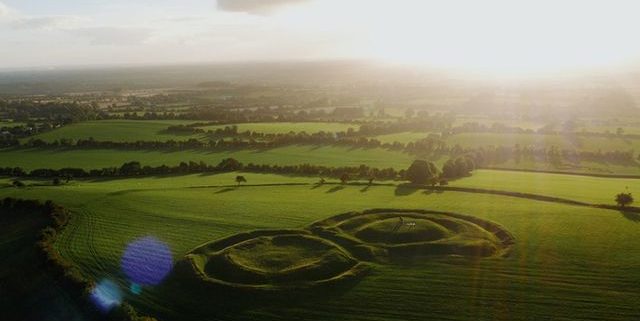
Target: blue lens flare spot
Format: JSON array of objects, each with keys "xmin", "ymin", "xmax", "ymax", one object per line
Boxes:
[
  {"xmin": 121, "ymin": 236, "xmax": 173, "ymax": 286},
  {"xmin": 130, "ymin": 283, "xmax": 142, "ymax": 295},
  {"xmin": 90, "ymin": 279, "xmax": 122, "ymax": 313}
]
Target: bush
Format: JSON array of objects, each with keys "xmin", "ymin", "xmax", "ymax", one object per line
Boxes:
[
  {"xmin": 615, "ymin": 192, "xmax": 634, "ymax": 207},
  {"xmin": 405, "ymin": 160, "xmax": 438, "ymax": 184}
]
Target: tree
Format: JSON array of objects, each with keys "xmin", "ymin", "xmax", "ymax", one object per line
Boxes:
[
  {"xmin": 405, "ymin": 160, "xmax": 437, "ymax": 184},
  {"xmin": 340, "ymin": 173, "xmax": 350, "ymax": 184},
  {"xmin": 235, "ymin": 175, "xmax": 247, "ymax": 186},
  {"xmin": 442, "ymin": 155, "xmax": 475, "ymax": 178},
  {"xmin": 615, "ymin": 192, "xmax": 634, "ymax": 207},
  {"xmin": 218, "ymin": 158, "xmax": 243, "ymax": 171},
  {"xmin": 368, "ymin": 177, "xmax": 375, "ymax": 186},
  {"xmin": 119, "ymin": 161, "xmax": 142, "ymax": 176},
  {"xmin": 404, "ymin": 108, "xmax": 415, "ymax": 119}
]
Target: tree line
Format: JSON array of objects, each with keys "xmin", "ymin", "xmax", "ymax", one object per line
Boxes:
[
  {"xmin": 2, "ymin": 159, "xmax": 400, "ymax": 181},
  {"xmin": 3, "ymin": 156, "xmax": 478, "ymax": 186}
]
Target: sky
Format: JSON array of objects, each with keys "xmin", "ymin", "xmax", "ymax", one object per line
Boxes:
[{"xmin": 1, "ymin": 0, "xmax": 640, "ymax": 74}]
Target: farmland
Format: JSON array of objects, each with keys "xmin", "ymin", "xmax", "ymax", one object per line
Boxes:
[
  {"xmin": 0, "ymin": 145, "xmax": 413, "ymax": 170},
  {"xmin": 1, "ymin": 171, "xmax": 639, "ymax": 320},
  {"xmin": 3, "ymin": 64, "xmax": 640, "ymax": 321},
  {"xmin": 197, "ymin": 122, "xmax": 359, "ymax": 134},
  {"xmin": 26, "ymin": 120, "xmax": 201, "ymax": 142}
]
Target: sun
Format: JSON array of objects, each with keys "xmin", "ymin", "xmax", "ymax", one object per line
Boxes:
[{"xmin": 354, "ymin": 0, "xmax": 640, "ymax": 76}]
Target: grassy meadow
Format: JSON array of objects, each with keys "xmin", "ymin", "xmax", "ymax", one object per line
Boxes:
[
  {"xmin": 451, "ymin": 169, "xmax": 640, "ymax": 204},
  {"xmin": 197, "ymin": 122, "xmax": 359, "ymax": 134},
  {"xmin": 5, "ymin": 116, "xmax": 640, "ymax": 321},
  {"xmin": 1, "ymin": 171, "xmax": 639, "ymax": 320},
  {"xmin": 0, "ymin": 145, "xmax": 413, "ymax": 170},
  {"xmin": 447, "ymin": 132, "xmax": 640, "ymax": 152},
  {"xmin": 27, "ymin": 120, "xmax": 201, "ymax": 142}
]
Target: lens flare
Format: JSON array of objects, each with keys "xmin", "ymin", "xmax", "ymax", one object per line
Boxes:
[
  {"xmin": 121, "ymin": 236, "xmax": 173, "ymax": 286},
  {"xmin": 90, "ymin": 279, "xmax": 122, "ymax": 313},
  {"xmin": 130, "ymin": 283, "xmax": 142, "ymax": 295}
]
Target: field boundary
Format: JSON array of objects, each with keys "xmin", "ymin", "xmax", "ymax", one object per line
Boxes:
[{"xmin": 482, "ymin": 166, "xmax": 640, "ymax": 179}]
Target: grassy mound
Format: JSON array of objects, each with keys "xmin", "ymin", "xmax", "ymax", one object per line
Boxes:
[
  {"xmin": 178, "ymin": 209, "xmax": 513, "ymax": 294},
  {"xmin": 182, "ymin": 230, "xmax": 368, "ymax": 291},
  {"xmin": 311, "ymin": 209, "xmax": 515, "ymax": 261},
  {"xmin": 354, "ymin": 218, "xmax": 452, "ymax": 244}
]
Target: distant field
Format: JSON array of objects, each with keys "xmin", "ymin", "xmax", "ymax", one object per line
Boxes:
[
  {"xmin": 1, "ymin": 172, "xmax": 639, "ymax": 320},
  {"xmin": 373, "ymin": 132, "xmax": 431, "ymax": 144},
  {"xmin": 452, "ymin": 169, "xmax": 640, "ymax": 204},
  {"xmin": 576, "ymin": 124, "xmax": 640, "ymax": 135},
  {"xmin": 453, "ymin": 117, "xmax": 546, "ymax": 131},
  {"xmin": 485, "ymin": 159, "xmax": 640, "ymax": 176},
  {"xmin": 27, "ymin": 120, "xmax": 200, "ymax": 142},
  {"xmin": 0, "ymin": 145, "xmax": 414, "ymax": 170},
  {"xmin": 447, "ymin": 132, "xmax": 640, "ymax": 152},
  {"xmin": 197, "ymin": 122, "xmax": 359, "ymax": 134}
]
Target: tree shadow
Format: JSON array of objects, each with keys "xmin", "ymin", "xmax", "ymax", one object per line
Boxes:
[
  {"xmin": 326, "ymin": 185, "xmax": 345, "ymax": 193},
  {"xmin": 215, "ymin": 187, "xmax": 236, "ymax": 194},
  {"xmin": 423, "ymin": 189, "xmax": 435, "ymax": 195},
  {"xmin": 394, "ymin": 184, "xmax": 418, "ymax": 196},
  {"xmin": 311, "ymin": 183, "xmax": 324, "ymax": 190},
  {"xmin": 360, "ymin": 185, "xmax": 371, "ymax": 193},
  {"xmin": 621, "ymin": 210, "xmax": 640, "ymax": 222}
]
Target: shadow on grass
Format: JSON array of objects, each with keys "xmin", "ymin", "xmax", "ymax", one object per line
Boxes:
[
  {"xmin": 394, "ymin": 184, "xmax": 418, "ymax": 196},
  {"xmin": 326, "ymin": 185, "xmax": 345, "ymax": 193},
  {"xmin": 215, "ymin": 187, "xmax": 236, "ymax": 194},
  {"xmin": 153, "ymin": 262, "xmax": 367, "ymax": 321},
  {"xmin": 621, "ymin": 210, "xmax": 640, "ymax": 222},
  {"xmin": 360, "ymin": 185, "xmax": 371, "ymax": 193}
]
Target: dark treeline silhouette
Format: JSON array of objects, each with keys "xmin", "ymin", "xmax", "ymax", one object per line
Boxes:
[
  {"xmin": 1, "ymin": 159, "xmax": 400, "ymax": 181},
  {"xmin": 0, "ymin": 198, "xmax": 155, "ymax": 321}
]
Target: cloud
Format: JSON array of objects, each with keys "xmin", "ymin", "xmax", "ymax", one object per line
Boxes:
[
  {"xmin": 217, "ymin": 0, "xmax": 310, "ymax": 15},
  {"xmin": 10, "ymin": 16, "xmax": 87, "ymax": 30},
  {"xmin": 0, "ymin": 1, "xmax": 14, "ymax": 18},
  {"xmin": 70, "ymin": 27, "xmax": 153, "ymax": 45}
]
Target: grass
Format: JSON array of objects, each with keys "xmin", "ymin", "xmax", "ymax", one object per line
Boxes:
[
  {"xmin": 0, "ymin": 145, "xmax": 413, "ymax": 170},
  {"xmin": 26, "ymin": 120, "xmax": 201, "ymax": 143},
  {"xmin": 452, "ymin": 117, "xmax": 546, "ymax": 131},
  {"xmin": 2, "ymin": 172, "xmax": 640, "ymax": 320},
  {"xmin": 187, "ymin": 230, "xmax": 363, "ymax": 289},
  {"xmin": 452, "ymin": 169, "xmax": 640, "ymax": 204},
  {"xmin": 447, "ymin": 132, "xmax": 640, "ymax": 152},
  {"xmin": 312, "ymin": 209, "xmax": 510, "ymax": 260},
  {"xmin": 373, "ymin": 132, "xmax": 432, "ymax": 144},
  {"xmin": 485, "ymin": 159, "xmax": 640, "ymax": 175},
  {"xmin": 197, "ymin": 122, "xmax": 359, "ymax": 134}
]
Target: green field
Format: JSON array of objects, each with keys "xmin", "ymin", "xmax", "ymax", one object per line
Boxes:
[
  {"xmin": 452, "ymin": 117, "xmax": 546, "ymax": 131},
  {"xmin": 1, "ymin": 171, "xmax": 639, "ymax": 320},
  {"xmin": 373, "ymin": 132, "xmax": 431, "ymax": 144},
  {"xmin": 0, "ymin": 145, "xmax": 413, "ymax": 170},
  {"xmin": 27, "ymin": 120, "xmax": 201, "ymax": 142},
  {"xmin": 451, "ymin": 169, "xmax": 640, "ymax": 204},
  {"xmin": 197, "ymin": 122, "xmax": 359, "ymax": 134},
  {"xmin": 447, "ymin": 132, "xmax": 640, "ymax": 152}
]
